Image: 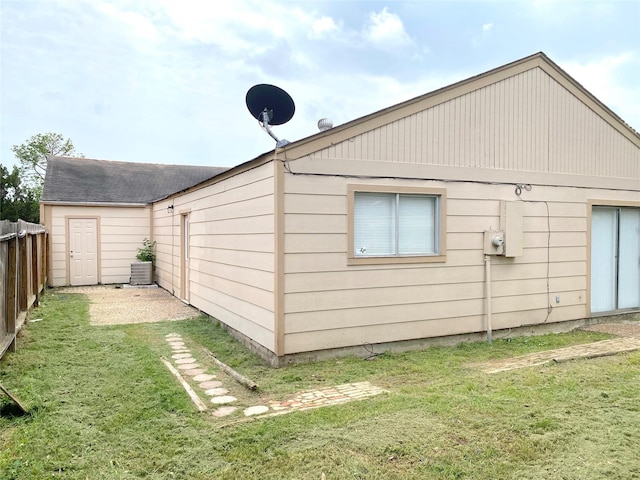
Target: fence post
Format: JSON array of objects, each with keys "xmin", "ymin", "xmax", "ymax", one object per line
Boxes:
[
  {"xmin": 7, "ymin": 236, "xmax": 18, "ymax": 353},
  {"xmin": 31, "ymin": 235, "xmax": 39, "ymax": 307},
  {"xmin": 19, "ymin": 234, "xmax": 28, "ymax": 312},
  {"xmin": 44, "ymin": 233, "xmax": 48, "ymax": 288}
]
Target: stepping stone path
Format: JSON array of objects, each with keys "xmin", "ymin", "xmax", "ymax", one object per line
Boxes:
[
  {"xmin": 193, "ymin": 374, "xmax": 216, "ymax": 382},
  {"xmin": 210, "ymin": 395, "xmax": 237, "ymax": 405},
  {"xmin": 177, "ymin": 363, "xmax": 200, "ymax": 370},
  {"xmin": 164, "ymin": 333, "xmax": 240, "ymax": 417},
  {"xmin": 212, "ymin": 406, "xmax": 237, "ymax": 418},
  {"xmin": 205, "ymin": 387, "xmax": 228, "ymax": 396},
  {"xmin": 204, "ymin": 386, "xmax": 225, "ymax": 396},
  {"xmin": 244, "ymin": 405, "xmax": 269, "ymax": 416},
  {"xmin": 200, "ymin": 381, "xmax": 223, "ymax": 390},
  {"xmin": 163, "ymin": 333, "xmax": 387, "ymax": 419},
  {"xmin": 172, "ymin": 353, "xmax": 193, "ymax": 360},
  {"xmin": 266, "ymin": 382, "xmax": 388, "ymax": 415},
  {"xmin": 175, "ymin": 357, "xmax": 198, "ymax": 364}
]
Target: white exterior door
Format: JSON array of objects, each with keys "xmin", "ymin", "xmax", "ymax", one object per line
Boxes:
[
  {"xmin": 591, "ymin": 207, "xmax": 640, "ymax": 313},
  {"xmin": 69, "ymin": 218, "xmax": 98, "ymax": 286}
]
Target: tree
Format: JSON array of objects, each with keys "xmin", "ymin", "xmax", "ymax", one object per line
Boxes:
[
  {"xmin": 4, "ymin": 132, "xmax": 81, "ymax": 223},
  {"xmin": 0, "ymin": 164, "xmax": 40, "ymax": 223},
  {"xmin": 11, "ymin": 132, "xmax": 78, "ymax": 186}
]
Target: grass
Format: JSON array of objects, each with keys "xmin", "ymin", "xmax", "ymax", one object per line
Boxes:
[{"xmin": 1, "ymin": 290, "xmax": 639, "ymax": 479}]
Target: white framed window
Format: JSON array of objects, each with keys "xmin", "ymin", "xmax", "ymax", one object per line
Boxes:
[{"xmin": 348, "ymin": 185, "xmax": 446, "ymax": 265}]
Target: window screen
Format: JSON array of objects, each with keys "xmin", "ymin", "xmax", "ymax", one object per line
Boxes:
[{"xmin": 354, "ymin": 192, "xmax": 438, "ymax": 257}]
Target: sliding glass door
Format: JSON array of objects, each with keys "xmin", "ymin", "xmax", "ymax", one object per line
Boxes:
[{"xmin": 591, "ymin": 207, "xmax": 640, "ymax": 313}]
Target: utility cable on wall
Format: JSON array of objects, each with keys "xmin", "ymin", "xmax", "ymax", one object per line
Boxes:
[
  {"xmin": 515, "ymin": 185, "xmax": 554, "ymax": 323},
  {"xmin": 280, "ymin": 151, "xmax": 558, "ymax": 328},
  {"xmin": 277, "ymin": 152, "xmax": 639, "ymax": 193}
]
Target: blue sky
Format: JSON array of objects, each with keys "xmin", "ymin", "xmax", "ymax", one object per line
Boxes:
[{"xmin": 2, "ymin": 0, "xmax": 639, "ymax": 170}]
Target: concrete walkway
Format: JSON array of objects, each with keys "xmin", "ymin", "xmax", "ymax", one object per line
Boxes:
[{"xmin": 472, "ymin": 336, "xmax": 640, "ymax": 374}]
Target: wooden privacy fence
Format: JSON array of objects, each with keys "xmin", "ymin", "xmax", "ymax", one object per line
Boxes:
[{"xmin": 0, "ymin": 219, "xmax": 48, "ymax": 361}]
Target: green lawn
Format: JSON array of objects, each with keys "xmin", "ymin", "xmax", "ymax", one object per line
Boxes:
[{"xmin": 1, "ymin": 291, "xmax": 639, "ymax": 479}]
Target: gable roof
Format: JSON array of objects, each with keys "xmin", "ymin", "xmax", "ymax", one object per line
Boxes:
[
  {"xmin": 278, "ymin": 52, "xmax": 640, "ymax": 160},
  {"xmin": 41, "ymin": 156, "xmax": 228, "ymax": 205}
]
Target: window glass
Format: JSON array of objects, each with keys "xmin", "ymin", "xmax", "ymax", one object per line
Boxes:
[
  {"xmin": 354, "ymin": 193, "xmax": 395, "ymax": 256},
  {"xmin": 354, "ymin": 192, "xmax": 438, "ymax": 257},
  {"xmin": 399, "ymin": 195, "xmax": 436, "ymax": 255},
  {"xmin": 618, "ymin": 208, "xmax": 640, "ymax": 309}
]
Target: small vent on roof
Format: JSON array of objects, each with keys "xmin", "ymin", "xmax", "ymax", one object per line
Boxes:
[{"xmin": 317, "ymin": 118, "xmax": 333, "ymax": 131}]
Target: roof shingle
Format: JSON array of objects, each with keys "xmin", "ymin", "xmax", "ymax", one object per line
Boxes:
[{"xmin": 42, "ymin": 156, "xmax": 227, "ymax": 204}]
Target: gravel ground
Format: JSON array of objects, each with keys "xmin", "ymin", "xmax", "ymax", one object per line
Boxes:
[{"xmin": 55, "ymin": 285, "xmax": 200, "ymax": 325}]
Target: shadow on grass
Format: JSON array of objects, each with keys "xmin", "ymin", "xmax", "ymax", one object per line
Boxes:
[{"xmin": 0, "ymin": 401, "xmax": 30, "ymax": 419}]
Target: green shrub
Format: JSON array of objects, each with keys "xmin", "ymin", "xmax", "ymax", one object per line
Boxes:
[{"xmin": 136, "ymin": 238, "xmax": 156, "ymax": 265}]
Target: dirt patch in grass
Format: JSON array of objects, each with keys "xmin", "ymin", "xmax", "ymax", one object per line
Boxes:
[
  {"xmin": 582, "ymin": 320, "xmax": 640, "ymax": 337},
  {"xmin": 54, "ymin": 285, "xmax": 199, "ymax": 325}
]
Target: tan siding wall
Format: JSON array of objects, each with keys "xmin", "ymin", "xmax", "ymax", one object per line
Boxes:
[
  {"xmin": 47, "ymin": 205, "xmax": 151, "ymax": 286},
  {"xmin": 282, "ymin": 173, "xmax": 638, "ymax": 354},
  {"xmin": 151, "ymin": 200, "xmax": 176, "ymax": 294},
  {"xmin": 313, "ymin": 67, "xmax": 639, "ymax": 180},
  {"xmin": 153, "ymin": 163, "xmax": 277, "ymax": 352}
]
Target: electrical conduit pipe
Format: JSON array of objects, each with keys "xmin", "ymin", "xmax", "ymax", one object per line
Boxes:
[{"xmin": 484, "ymin": 255, "xmax": 493, "ymax": 343}]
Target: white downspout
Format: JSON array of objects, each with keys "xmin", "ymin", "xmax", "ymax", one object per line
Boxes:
[{"xmin": 484, "ymin": 254, "xmax": 493, "ymax": 343}]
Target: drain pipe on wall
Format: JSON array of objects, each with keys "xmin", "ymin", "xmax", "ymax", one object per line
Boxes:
[{"xmin": 484, "ymin": 254, "xmax": 493, "ymax": 344}]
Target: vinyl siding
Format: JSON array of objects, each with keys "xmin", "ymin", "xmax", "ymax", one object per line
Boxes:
[
  {"xmin": 311, "ymin": 67, "xmax": 639, "ymax": 180},
  {"xmin": 281, "ymin": 172, "xmax": 639, "ymax": 354},
  {"xmin": 45, "ymin": 205, "xmax": 151, "ymax": 286},
  {"xmin": 153, "ymin": 162, "xmax": 277, "ymax": 352},
  {"xmin": 276, "ymin": 63, "xmax": 638, "ymax": 355}
]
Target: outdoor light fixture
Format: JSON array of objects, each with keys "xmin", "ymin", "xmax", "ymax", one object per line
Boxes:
[{"xmin": 167, "ymin": 204, "xmax": 174, "ymax": 214}]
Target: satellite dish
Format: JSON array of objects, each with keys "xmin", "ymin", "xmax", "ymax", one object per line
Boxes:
[{"xmin": 246, "ymin": 84, "xmax": 295, "ymax": 147}]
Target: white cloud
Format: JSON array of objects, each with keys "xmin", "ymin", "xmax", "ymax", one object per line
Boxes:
[
  {"xmin": 472, "ymin": 21, "xmax": 494, "ymax": 47},
  {"xmin": 147, "ymin": 0, "xmax": 315, "ymax": 54},
  {"xmin": 310, "ymin": 16, "xmax": 341, "ymax": 39},
  {"xmin": 159, "ymin": 2, "xmax": 263, "ymax": 52},
  {"xmin": 94, "ymin": 2, "xmax": 161, "ymax": 46},
  {"xmin": 363, "ymin": 7, "xmax": 414, "ymax": 50}
]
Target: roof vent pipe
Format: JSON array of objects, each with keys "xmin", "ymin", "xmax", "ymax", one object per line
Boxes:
[{"xmin": 317, "ymin": 118, "xmax": 333, "ymax": 131}]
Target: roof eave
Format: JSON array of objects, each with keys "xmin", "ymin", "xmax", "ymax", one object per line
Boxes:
[
  {"xmin": 40, "ymin": 201, "xmax": 150, "ymax": 207},
  {"xmin": 154, "ymin": 150, "xmax": 276, "ymax": 203}
]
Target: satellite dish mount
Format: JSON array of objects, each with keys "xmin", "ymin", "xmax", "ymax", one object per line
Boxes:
[
  {"xmin": 246, "ymin": 84, "xmax": 295, "ymax": 148},
  {"xmin": 259, "ymin": 108, "xmax": 286, "ymax": 146}
]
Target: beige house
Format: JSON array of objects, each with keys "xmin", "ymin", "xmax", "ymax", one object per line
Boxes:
[
  {"xmin": 40, "ymin": 158, "xmax": 226, "ymax": 286},
  {"xmin": 42, "ymin": 53, "xmax": 640, "ymax": 365}
]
